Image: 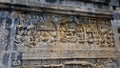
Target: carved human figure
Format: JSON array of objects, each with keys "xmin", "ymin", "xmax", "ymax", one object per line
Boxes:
[
  {"xmin": 76, "ymin": 26, "xmax": 84, "ymax": 40},
  {"xmin": 87, "ymin": 33, "xmax": 93, "ymax": 42},
  {"xmin": 20, "ymin": 26, "xmax": 36, "ymax": 47},
  {"xmin": 59, "ymin": 25, "xmax": 67, "ymax": 42},
  {"xmin": 66, "ymin": 29, "xmax": 77, "ymax": 42},
  {"xmin": 94, "ymin": 59, "xmax": 105, "ymax": 68},
  {"xmin": 86, "ymin": 23, "xmax": 97, "ymax": 32}
]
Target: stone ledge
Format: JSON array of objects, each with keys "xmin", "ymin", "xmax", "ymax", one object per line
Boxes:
[
  {"xmin": 22, "ymin": 51, "xmax": 118, "ymax": 60},
  {"xmin": 0, "ymin": 0, "xmax": 113, "ymax": 15}
]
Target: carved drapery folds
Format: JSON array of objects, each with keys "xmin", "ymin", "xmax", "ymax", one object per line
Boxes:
[{"xmin": 15, "ymin": 12, "xmax": 115, "ymax": 49}]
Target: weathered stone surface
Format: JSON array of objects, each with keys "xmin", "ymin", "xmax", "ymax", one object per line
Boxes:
[{"xmin": 0, "ymin": 0, "xmax": 119, "ymax": 68}]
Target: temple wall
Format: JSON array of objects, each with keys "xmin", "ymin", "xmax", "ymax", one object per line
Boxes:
[
  {"xmin": 0, "ymin": 10, "xmax": 118, "ymax": 68},
  {"xmin": 0, "ymin": 0, "xmax": 119, "ymax": 68}
]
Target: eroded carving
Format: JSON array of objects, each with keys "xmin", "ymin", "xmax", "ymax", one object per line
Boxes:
[{"xmin": 14, "ymin": 13, "xmax": 115, "ymax": 49}]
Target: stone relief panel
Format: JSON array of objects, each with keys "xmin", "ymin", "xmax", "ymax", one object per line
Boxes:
[
  {"xmin": 14, "ymin": 12, "xmax": 116, "ymax": 60},
  {"xmin": 0, "ymin": 10, "xmax": 117, "ymax": 68},
  {"xmin": 15, "ymin": 13, "xmax": 57, "ymax": 48},
  {"xmin": 85, "ymin": 18, "xmax": 115, "ymax": 49},
  {"xmin": 98, "ymin": 20, "xmax": 115, "ymax": 48},
  {"xmin": 15, "ymin": 12, "xmax": 115, "ymax": 49}
]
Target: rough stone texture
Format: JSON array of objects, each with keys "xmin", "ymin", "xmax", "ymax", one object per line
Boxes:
[{"xmin": 0, "ymin": 0, "xmax": 119, "ymax": 68}]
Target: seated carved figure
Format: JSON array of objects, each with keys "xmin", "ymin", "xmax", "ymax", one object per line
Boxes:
[
  {"xmin": 66, "ymin": 29, "xmax": 77, "ymax": 43},
  {"xmin": 24, "ymin": 36, "xmax": 36, "ymax": 47},
  {"xmin": 93, "ymin": 33, "xmax": 101, "ymax": 42},
  {"xmin": 60, "ymin": 27, "xmax": 67, "ymax": 42}
]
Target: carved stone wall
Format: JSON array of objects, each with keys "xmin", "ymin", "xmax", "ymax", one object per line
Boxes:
[
  {"xmin": 0, "ymin": 10, "xmax": 118, "ymax": 68},
  {"xmin": 13, "ymin": 12, "xmax": 117, "ymax": 68},
  {"xmin": 15, "ymin": 12, "xmax": 115, "ymax": 50},
  {"xmin": 0, "ymin": 10, "xmax": 22, "ymax": 68},
  {"xmin": 0, "ymin": 0, "xmax": 119, "ymax": 68}
]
